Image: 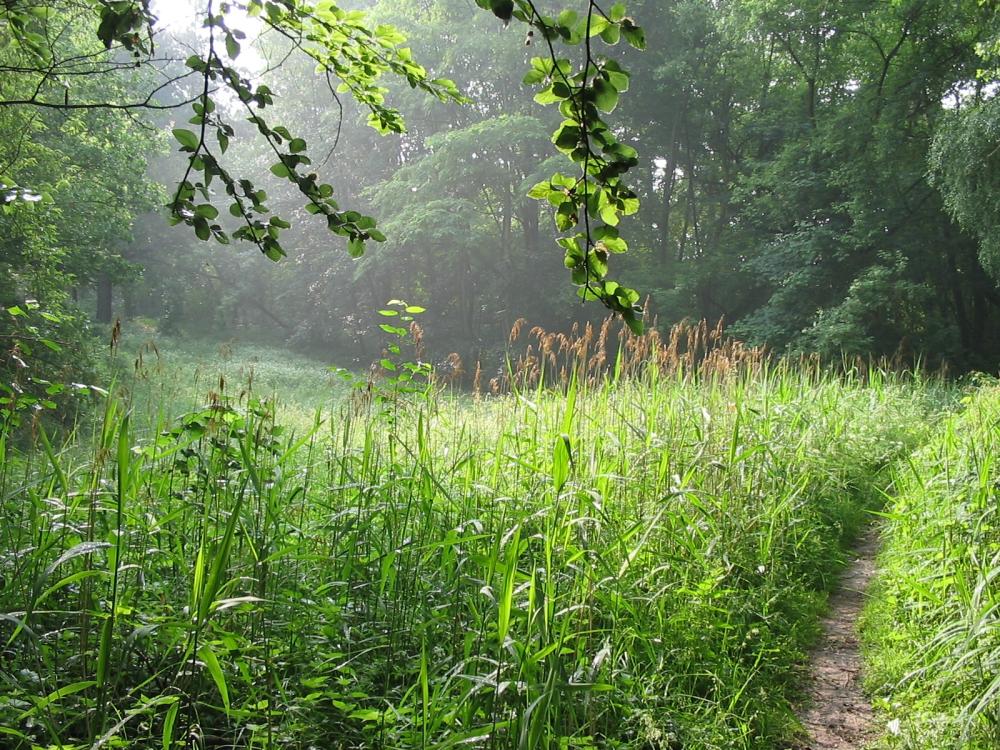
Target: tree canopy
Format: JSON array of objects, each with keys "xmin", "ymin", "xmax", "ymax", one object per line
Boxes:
[
  {"xmin": 3, "ymin": 0, "xmax": 1000, "ymax": 376},
  {"xmin": 2, "ymin": 0, "xmax": 648, "ymax": 331}
]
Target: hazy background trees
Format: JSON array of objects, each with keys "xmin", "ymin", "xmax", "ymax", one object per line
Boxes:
[{"xmin": 4, "ymin": 0, "xmax": 1000, "ymax": 376}]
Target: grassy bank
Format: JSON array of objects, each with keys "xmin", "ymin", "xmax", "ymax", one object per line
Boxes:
[
  {"xmin": 1, "ymin": 352, "xmax": 936, "ymax": 749},
  {"xmin": 864, "ymin": 383, "xmax": 1000, "ymax": 749},
  {"xmin": 109, "ymin": 333, "xmax": 350, "ymax": 432}
]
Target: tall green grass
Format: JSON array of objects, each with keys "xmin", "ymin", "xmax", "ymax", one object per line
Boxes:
[
  {"xmin": 864, "ymin": 383, "xmax": 1000, "ymax": 749},
  {"xmin": 0, "ymin": 356, "xmax": 935, "ymax": 749},
  {"xmin": 110, "ymin": 333, "xmax": 348, "ymax": 431}
]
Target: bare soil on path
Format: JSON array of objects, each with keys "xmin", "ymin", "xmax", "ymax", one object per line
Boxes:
[{"xmin": 790, "ymin": 527, "xmax": 879, "ymax": 750}]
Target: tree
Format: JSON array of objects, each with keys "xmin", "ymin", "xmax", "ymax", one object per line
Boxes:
[
  {"xmin": 931, "ymin": 96, "xmax": 1000, "ymax": 283},
  {"xmin": 602, "ymin": 0, "xmax": 1000, "ymax": 366},
  {"xmin": 1, "ymin": 0, "xmax": 648, "ymax": 330},
  {"xmin": 1, "ymin": 15, "xmax": 165, "ymax": 411},
  {"xmin": 726, "ymin": 0, "xmax": 999, "ymax": 363}
]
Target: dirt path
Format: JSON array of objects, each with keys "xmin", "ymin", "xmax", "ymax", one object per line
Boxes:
[{"xmin": 792, "ymin": 527, "xmax": 879, "ymax": 750}]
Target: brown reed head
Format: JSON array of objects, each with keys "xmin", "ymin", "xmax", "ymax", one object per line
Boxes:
[{"xmin": 498, "ymin": 316, "xmax": 767, "ymax": 392}]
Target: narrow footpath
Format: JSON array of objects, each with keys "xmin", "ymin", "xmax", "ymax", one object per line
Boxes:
[{"xmin": 793, "ymin": 527, "xmax": 879, "ymax": 749}]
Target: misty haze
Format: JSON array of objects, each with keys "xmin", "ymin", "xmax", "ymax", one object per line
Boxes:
[{"xmin": 2, "ymin": 2, "xmax": 999, "ymax": 749}]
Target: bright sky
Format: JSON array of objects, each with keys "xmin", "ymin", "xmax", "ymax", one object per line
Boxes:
[
  {"xmin": 151, "ymin": 0, "xmax": 199, "ymax": 34},
  {"xmin": 151, "ymin": 0, "xmax": 266, "ymax": 72}
]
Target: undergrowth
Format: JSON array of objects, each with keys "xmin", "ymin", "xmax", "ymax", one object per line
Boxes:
[
  {"xmin": 0, "ymin": 335, "xmax": 937, "ymax": 749},
  {"xmin": 863, "ymin": 382, "xmax": 1000, "ymax": 750}
]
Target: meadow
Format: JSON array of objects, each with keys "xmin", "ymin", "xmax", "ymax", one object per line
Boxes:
[
  {"xmin": 0, "ymin": 323, "xmax": 995, "ymax": 750},
  {"xmin": 111, "ymin": 332, "xmax": 351, "ymax": 432},
  {"xmin": 864, "ymin": 382, "xmax": 1000, "ymax": 749}
]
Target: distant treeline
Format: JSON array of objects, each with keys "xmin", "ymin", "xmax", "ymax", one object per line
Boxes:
[{"xmin": 3, "ymin": 0, "xmax": 1000, "ymax": 381}]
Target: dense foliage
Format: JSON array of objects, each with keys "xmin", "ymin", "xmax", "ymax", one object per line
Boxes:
[
  {"xmin": 864, "ymin": 383, "xmax": 1000, "ymax": 749},
  {"xmin": 3, "ymin": 1, "xmax": 1000, "ymax": 372},
  {"xmin": 116, "ymin": 0, "xmax": 1000, "ymax": 371},
  {"xmin": 1, "ymin": 336, "xmax": 935, "ymax": 749}
]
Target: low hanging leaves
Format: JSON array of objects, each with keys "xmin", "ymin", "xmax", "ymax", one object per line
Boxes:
[
  {"xmin": 60, "ymin": 0, "xmax": 645, "ymax": 316},
  {"xmin": 477, "ymin": 1, "xmax": 646, "ymax": 333},
  {"xmin": 490, "ymin": 0, "xmax": 515, "ymax": 24},
  {"xmin": 164, "ymin": 1, "xmax": 465, "ymax": 263}
]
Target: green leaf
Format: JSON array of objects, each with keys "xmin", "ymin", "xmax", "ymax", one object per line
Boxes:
[
  {"xmin": 172, "ymin": 128, "xmax": 199, "ymax": 151},
  {"xmin": 534, "ymin": 85, "xmax": 562, "ymax": 105},
  {"xmin": 600, "ymin": 24, "xmax": 621, "ymax": 45},
  {"xmin": 194, "ymin": 216, "xmax": 211, "ymax": 240},
  {"xmin": 163, "ymin": 699, "xmax": 180, "ymax": 750},
  {"xmin": 552, "ymin": 81, "xmax": 573, "ymax": 100},
  {"xmin": 527, "ymin": 181, "xmax": 553, "ymax": 200},
  {"xmin": 19, "ymin": 680, "xmax": 96, "ymax": 719},
  {"xmin": 593, "ymin": 78, "xmax": 620, "ymax": 113},
  {"xmin": 347, "ymin": 237, "xmax": 365, "ymax": 257},
  {"xmin": 97, "ymin": 610, "xmax": 112, "ymax": 691},
  {"xmin": 262, "ymin": 237, "xmax": 285, "ymax": 260},
  {"xmin": 622, "ymin": 20, "xmax": 646, "ymax": 50},
  {"xmin": 556, "ymin": 202, "xmax": 578, "ymax": 231},
  {"xmin": 604, "ymin": 62, "xmax": 630, "ymax": 92},
  {"xmin": 588, "ymin": 16, "xmax": 610, "ymax": 38},
  {"xmin": 225, "ymin": 33, "xmax": 240, "ymax": 59},
  {"xmin": 488, "ymin": 0, "xmax": 514, "ymax": 23},
  {"xmin": 588, "ymin": 249, "xmax": 609, "ymax": 277},
  {"xmin": 523, "ymin": 69, "xmax": 546, "ymax": 85},
  {"xmin": 554, "ymin": 123, "xmax": 582, "ymax": 151},
  {"xmin": 624, "ymin": 309, "xmax": 644, "ymax": 334},
  {"xmin": 198, "ymin": 643, "xmax": 230, "ymax": 713},
  {"xmin": 558, "ymin": 9, "xmax": 579, "ymax": 27},
  {"xmin": 599, "ymin": 235, "xmax": 628, "ymax": 253}
]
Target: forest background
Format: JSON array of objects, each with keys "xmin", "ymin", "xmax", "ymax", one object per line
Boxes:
[
  {"xmin": 3, "ymin": 0, "xmax": 1000, "ymax": 387},
  {"xmin": 4, "ymin": 4, "xmax": 1000, "ymax": 749}
]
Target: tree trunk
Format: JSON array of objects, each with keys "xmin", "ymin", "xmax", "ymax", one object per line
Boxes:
[
  {"xmin": 96, "ymin": 274, "xmax": 113, "ymax": 324},
  {"xmin": 661, "ymin": 107, "xmax": 683, "ymax": 256},
  {"xmin": 501, "ymin": 179, "xmax": 513, "ymax": 251},
  {"xmin": 123, "ymin": 284, "xmax": 137, "ymax": 319},
  {"xmin": 520, "ymin": 199, "xmax": 539, "ymax": 255}
]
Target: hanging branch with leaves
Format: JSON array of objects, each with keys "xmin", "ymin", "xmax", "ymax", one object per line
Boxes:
[
  {"xmin": 2, "ymin": 0, "xmax": 644, "ymax": 328},
  {"xmin": 165, "ymin": 0, "xmax": 466, "ymax": 261},
  {"xmin": 477, "ymin": 0, "xmax": 646, "ymax": 332},
  {"xmin": 1, "ymin": 0, "xmax": 465, "ymax": 258}
]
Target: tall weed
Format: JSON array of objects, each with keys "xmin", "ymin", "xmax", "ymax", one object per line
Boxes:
[
  {"xmin": 0, "ymin": 345, "xmax": 935, "ymax": 749},
  {"xmin": 864, "ymin": 384, "xmax": 1000, "ymax": 749}
]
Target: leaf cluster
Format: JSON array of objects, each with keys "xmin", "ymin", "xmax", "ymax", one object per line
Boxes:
[
  {"xmin": 479, "ymin": 0, "xmax": 646, "ymax": 331},
  {"xmin": 166, "ymin": 1, "xmax": 464, "ymax": 262}
]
